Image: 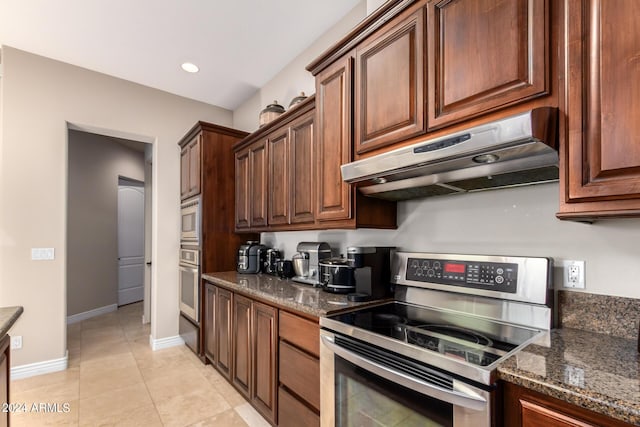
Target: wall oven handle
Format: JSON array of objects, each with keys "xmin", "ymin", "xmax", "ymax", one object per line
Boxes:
[{"xmin": 321, "ymin": 335, "xmax": 487, "ymax": 411}]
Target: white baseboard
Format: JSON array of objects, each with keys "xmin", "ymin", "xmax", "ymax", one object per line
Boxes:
[
  {"xmin": 11, "ymin": 351, "xmax": 68, "ymax": 380},
  {"xmin": 149, "ymin": 334, "xmax": 184, "ymax": 351},
  {"xmin": 67, "ymin": 304, "xmax": 117, "ymax": 324}
]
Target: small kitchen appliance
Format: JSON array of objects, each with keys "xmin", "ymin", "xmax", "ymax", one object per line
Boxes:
[
  {"xmin": 346, "ymin": 246, "xmax": 394, "ymax": 301},
  {"xmin": 320, "ymin": 251, "xmax": 553, "ymax": 427},
  {"xmin": 264, "ymin": 248, "xmax": 281, "ymax": 275},
  {"xmin": 237, "ymin": 241, "xmax": 266, "ymax": 274},
  {"xmin": 292, "ymin": 242, "xmax": 332, "ymax": 286},
  {"xmin": 319, "ymin": 258, "xmax": 355, "ymax": 294}
]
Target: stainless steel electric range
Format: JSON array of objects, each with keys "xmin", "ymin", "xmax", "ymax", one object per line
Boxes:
[{"xmin": 320, "ymin": 251, "xmax": 554, "ymax": 427}]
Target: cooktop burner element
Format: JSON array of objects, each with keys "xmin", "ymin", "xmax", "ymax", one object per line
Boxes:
[{"xmin": 414, "ymin": 324, "xmax": 493, "ymax": 347}]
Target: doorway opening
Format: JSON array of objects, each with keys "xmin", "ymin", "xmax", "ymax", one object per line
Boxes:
[{"xmin": 66, "ymin": 127, "xmax": 153, "ymax": 328}]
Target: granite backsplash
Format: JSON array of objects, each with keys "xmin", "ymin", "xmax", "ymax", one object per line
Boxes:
[{"xmin": 558, "ymin": 290, "xmax": 640, "ymax": 340}]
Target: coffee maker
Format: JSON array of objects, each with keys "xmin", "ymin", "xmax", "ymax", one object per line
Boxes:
[
  {"xmin": 346, "ymin": 246, "xmax": 395, "ymax": 301},
  {"xmin": 237, "ymin": 241, "xmax": 266, "ymax": 274},
  {"xmin": 292, "ymin": 242, "xmax": 332, "ymax": 286}
]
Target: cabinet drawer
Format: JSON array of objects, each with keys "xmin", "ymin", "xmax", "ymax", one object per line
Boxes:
[
  {"xmin": 279, "ymin": 341, "xmax": 320, "ymax": 410},
  {"xmin": 279, "ymin": 311, "xmax": 319, "ymax": 357},
  {"xmin": 278, "ymin": 386, "xmax": 319, "ymax": 427}
]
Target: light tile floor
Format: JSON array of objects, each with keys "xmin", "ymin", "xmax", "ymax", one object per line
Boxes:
[{"xmin": 10, "ymin": 302, "xmax": 271, "ymax": 427}]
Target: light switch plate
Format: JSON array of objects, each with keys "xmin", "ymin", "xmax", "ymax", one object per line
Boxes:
[{"xmin": 31, "ymin": 248, "xmax": 55, "ymax": 260}]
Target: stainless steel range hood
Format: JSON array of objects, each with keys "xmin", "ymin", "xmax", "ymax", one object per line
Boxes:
[{"xmin": 341, "ymin": 108, "xmax": 558, "ymax": 201}]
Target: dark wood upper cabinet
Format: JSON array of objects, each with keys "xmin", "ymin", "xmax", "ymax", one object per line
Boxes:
[
  {"xmin": 355, "ymin": 5, "xmax": 425, "ymax": 154},
  {"xmin": 234, "ymin": 139, "xmax": 268, "ymax": 230},
  {"xmin": 268, "ymin": 128, "xmax": 290, "ymax": 226},
  {"xmin": 232, "ymin": 294, "xmax": 252, "ymax": 399},
  {"xmin": 426, "ymin": 0, "xmax": 549, "ymax": 130},
  {"xmin": 249, "ymin": 140, "xmax": 268, "ymax": 228},
  {"xmin": 316, "ymin": 55, "xmax": 354, "ymax": 222},
  {"xmin": 289, "ymin": 110, "xmax": 315, "ymax": 224},
  {"xmin": 251, "ymin": 301, "xmax": 278, "ymax": 424},
  {"xmin": 234, "ymin": 148, "xmax": 251, "ymax": 230},
  {"xmin": 558, "ymin": 0, "xmax": 640, "ymax": 220},
  {"xmin": 180, "ymin": 135, "xmax": 202, "ymax": 200}
]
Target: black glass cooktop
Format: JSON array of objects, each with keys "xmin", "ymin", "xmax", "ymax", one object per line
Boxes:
[{"xmin": 327, "ymin": 301, "xmax": 540, "ymax": 367}]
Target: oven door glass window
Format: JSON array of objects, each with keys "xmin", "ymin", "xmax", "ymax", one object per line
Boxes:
[
  {"xmin": 335, "ymin": 356, "xmax": 453, "ymax": 427},
  {"xmin": 179, "ymin": 265, "xmax": 198, "ymax": 321}
]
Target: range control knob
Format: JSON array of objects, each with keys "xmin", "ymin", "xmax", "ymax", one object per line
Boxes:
[
  {"xmin": 495, "ymin": 276, "xmax": 504, "ymax": 284},
  {"xmin": 427, "ymin": 269, "xmax": 435, "ymax": 277}
]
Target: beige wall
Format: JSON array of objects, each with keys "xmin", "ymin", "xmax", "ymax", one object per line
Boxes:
[
  {"xmin": 67, "ymin": 130, "xmax": 145, "ymax": 316},
  {"xmin": 0, "ymin": 46, "xmax": 232, "ymax": 366},
  {"xmin": 232, "ymin": 1, "xmax": 367, "ymax": 132},
  {"xmin": 262, "ymin": 184, "xmax": 640, "ymax": 299}
]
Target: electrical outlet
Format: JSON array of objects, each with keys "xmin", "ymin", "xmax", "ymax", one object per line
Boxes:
[
  {"xmin": 11, "ymin": 335, "xmax": 22, "ymax": 350},
  {"xmin": 561, "ymin": 260, "xmax": 585, "ymax": 289},
  {"xmin": 564, "ymin": 365, "xmax": 585, "ymax": 387}
]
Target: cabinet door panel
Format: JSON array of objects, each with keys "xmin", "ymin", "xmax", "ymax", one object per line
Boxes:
[
  {"xmin": 278, "ymin": 386, "xmax": 320, "ymax": 427},
  {"xmin": 316, "ymin": 56, "xmax": 353, "ymax": 221},
  {"xmin": 427, "ymin": 0, "xmax": 548, "ymax": 129},
  {"xmin": 355, "ymin": 7, "xmax": 425, "ymax": 153},
  {"xmin": 188, "ymin": 137, "xmax": 201, "ymax": 196},
  {"xmin": 234, "ymin": 149, "xmax": 250, "ymax": 229},
  {"xmin": 252, "ymin": 302, "xmax": 278, "ymax": 424},
  {"xmin": 268, "ymin": 130, "xmax": 290, "ymax": 225},
  {"xmin": 279, "ymin": 341, "xmax": 320, "ymax": 410},
  {"xmin": 290, "ymin": 112, "xmax": 315, "ymax": 224},
  {"xmin": 215, "ymin": 288, "xmax": 232, "ymax": 380},
  {"xmin": 566, "ymin": 0, "xmax": 640, "ymax": 202},
  {"xmin": 204, "ymin": 284, "xmax": 216, "ymax": 363},
  {"xmin": 250, "ymin": 141, "xmax": 268, "ymax": 227},
  {"xmin": 233, "ymin": 294, "xmax": 252, "ymax": 398},
  {"xmin": 180, "ymin": 148, "xmax": 190, "ymax": 199}
]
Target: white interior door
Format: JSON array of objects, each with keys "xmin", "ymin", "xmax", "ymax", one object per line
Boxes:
[{"xmin": 118, "ymin": 180, "xmax": 145, "ymax": 306}]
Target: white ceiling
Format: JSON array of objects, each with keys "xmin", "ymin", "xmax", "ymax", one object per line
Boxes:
[{"xmin": 0, "ymin": 0, "xmax": 360, "ymax": 110}]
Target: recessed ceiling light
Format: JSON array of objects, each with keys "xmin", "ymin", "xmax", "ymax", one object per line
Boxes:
[{"xmin": 181, "ymin": 62, "xmax": 199, "ymax": 73}]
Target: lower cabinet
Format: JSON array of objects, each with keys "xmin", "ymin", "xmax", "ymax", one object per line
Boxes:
[
  {"xmin": 205, "ymin": 282, "xmax": 280, "ymax": 425},
  {"xmin": 232, "ymin": 294, "xmax": 252, "ymax": 398},
  {"xmin": 1, "ymin": 334, "xmax": 9, "ymax": 427},
  {"xmin": 215, "ymin": 287, "xmax": 233, "ymax": 380},
  {"xmin": 502, "ymin": 381, "xmax": 634, "ymax": 427},
  {"xmin": 204, "ymin": 284, "xmax": 216, "ymax": 364},
  {"xmin": 278, "ymin": 311, "xmax": 320, "ymax": 426},
  {"xmin": 251, "ymin": 302, "xmax": 278, "ymax": 423}
]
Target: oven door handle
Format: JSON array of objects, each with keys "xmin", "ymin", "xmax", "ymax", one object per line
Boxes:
[{"xmin": 321, "ymin": 335, "xmax": 487, "ymax": 411}]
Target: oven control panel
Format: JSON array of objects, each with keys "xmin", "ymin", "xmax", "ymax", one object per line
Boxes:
[{"xmin": 406, "ymin": 257, "xmax": 518, "ymax": 293}]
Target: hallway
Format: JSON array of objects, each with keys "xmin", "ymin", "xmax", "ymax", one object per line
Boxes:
[{"xmin": 10, "ymin": 303, "xmax": 270, "ymax": 426}]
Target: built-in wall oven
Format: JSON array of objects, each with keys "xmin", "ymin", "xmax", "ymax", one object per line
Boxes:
[
  {"xmin": 179, "ymin": 245, "xmax": 200, "ymax": 353},
  {"xmin": 320, "ymin": 252, "xmax": 553, "ymax": 427},
  {"xmin": 180, "ymin": 197, "xmax": 200, "ymax": 244}
]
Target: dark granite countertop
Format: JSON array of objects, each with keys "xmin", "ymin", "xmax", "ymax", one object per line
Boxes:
[
  {"xmin": 498, "ymin": 327, "xmax": 640, "ymax": 425},
  {"xmin": 202, "ymin": 271, "xmax": 389, "ymax": 318},
  {"xmin": 0, "ymin": 306, "xmax": 23, "ymax": 337}
]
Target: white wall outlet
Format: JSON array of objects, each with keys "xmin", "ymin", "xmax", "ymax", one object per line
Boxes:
[
  {"xmin": 561, "ymin": 260, "xmax": 585, "ymax": 289},
  {"xmin": 31, "ymin": 247, "xmax": 55, "ymax": 260},
  {"xmin": 564, "ymin": 365, "xmax": 585, "ymax": 387},
  {"xmin": 11, "ymin": 335, "xmax": 22, "ymax": 350}
]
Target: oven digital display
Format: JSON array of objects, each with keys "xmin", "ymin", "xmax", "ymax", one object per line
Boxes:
[
  {"xmin": 406, "ymin": 257, "xmax": 518, "ymax": 293},
  {"xmin": 444, "ymin": 263, "xmax": 465, "ymax": 274}
]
